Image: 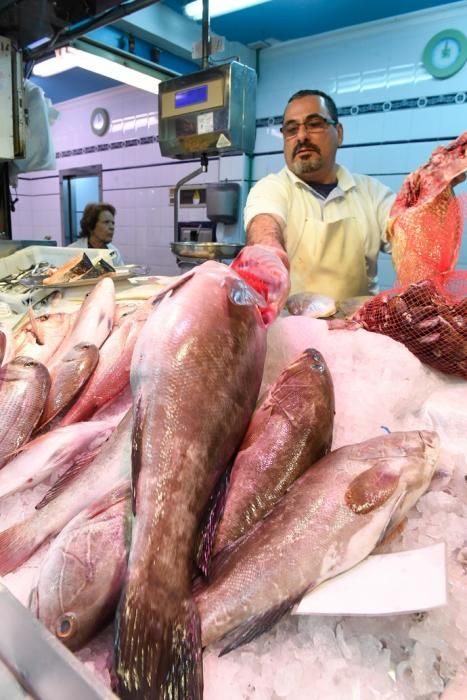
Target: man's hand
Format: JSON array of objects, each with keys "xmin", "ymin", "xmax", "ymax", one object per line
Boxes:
[{"xmin": 231, "ymin": 244, "xmax": 291, "ymax": 326}]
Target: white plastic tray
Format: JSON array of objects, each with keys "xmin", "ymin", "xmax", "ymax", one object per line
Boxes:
[
  {"xmin": 0, "ymin": 246, "xmax": 113, "ymax": 313},
  {"xmin": 0, "ymin": 581, "xmax": 117, "ymax": 699}
]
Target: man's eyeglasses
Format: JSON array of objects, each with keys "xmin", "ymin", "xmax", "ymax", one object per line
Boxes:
[{"xmin": 280, "ymin": 114, "xmax": 338, "ymax": 139}]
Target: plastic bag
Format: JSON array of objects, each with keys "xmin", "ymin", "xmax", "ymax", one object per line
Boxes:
[{"xmin": 8, "ymin": 80, "xmax": 59, "ymax": 186}]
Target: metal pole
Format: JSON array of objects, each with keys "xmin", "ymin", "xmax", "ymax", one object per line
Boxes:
[
  {"xmin": 201, "ymin": 0, "xmax": 210, "ymax": 69},
  {"xmin": 0, "ymin": 165, "xmax": 12, "ymax": 240},
  {"xmin": 173, "ymin": 155, "xmax": 209, "ymax": 242}
]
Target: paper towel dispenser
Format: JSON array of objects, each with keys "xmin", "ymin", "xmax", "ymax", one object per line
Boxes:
[{"xmin": 206, "ymin": 183, "xmax": 240, "ymax": 225}]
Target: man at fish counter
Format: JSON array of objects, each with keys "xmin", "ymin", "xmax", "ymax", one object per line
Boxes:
[
  {"xmin": 69, "ymin": 202, "xmax": 125, "ymax": 266},
  {"xmin": 240, "ymin": 88, "xmax": 465, "ymax": 301}
]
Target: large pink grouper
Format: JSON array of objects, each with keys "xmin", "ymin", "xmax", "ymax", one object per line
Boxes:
[{"xmin": 115, "ymin": 258, "xmax": 286, "ymax": 699}]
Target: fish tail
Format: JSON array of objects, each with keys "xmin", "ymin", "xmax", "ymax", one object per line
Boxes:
[
  {"xmin": 0, "ymin": 517, "xmax": 41, "ymax": 575},
  {"xmin": 115, "ymin": 583, "xmax": 203, "ymax": 699}
]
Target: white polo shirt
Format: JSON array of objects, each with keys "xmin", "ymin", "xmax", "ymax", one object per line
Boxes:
[{"xmin": 244, "ymin": 165, "xmax": 395, "ymax": 297}]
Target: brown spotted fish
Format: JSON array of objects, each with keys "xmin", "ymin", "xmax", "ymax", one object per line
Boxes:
[
  {"xmin": 206, "ymin": 348, "xmax": 335, "ymax": 567},
  {"xmin": 196, "ymin": 430, "xmax": 439, "ymax": 654},
  {"xmin": 115, "ymin": 261, "xmax": 268, "ymax": 700}
]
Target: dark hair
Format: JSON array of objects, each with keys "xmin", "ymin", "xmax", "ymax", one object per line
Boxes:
[
  {"xmin": 285, "ymin": 89, "xmax": 339, "ymax": 123},
  {"xmin": 79, "ymin": 202, "xmax": 116, "ymax": 239}
]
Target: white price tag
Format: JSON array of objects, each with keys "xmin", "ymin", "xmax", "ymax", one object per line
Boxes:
[
  {"xmin": 294, "ymin": 542, "xmax": 447, "ymax": 616},
  {"xmin": 197, "ymin": 112, "xmax": 214, "ymax": 134}
]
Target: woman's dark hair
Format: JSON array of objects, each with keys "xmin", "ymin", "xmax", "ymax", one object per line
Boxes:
[
  {"xmin": 285, "ymin": 89, "xmax": 339, "ymax": 123},
  {"xmin": 79, "ymin": 202, "xmax": 116, "ymax": 239}
]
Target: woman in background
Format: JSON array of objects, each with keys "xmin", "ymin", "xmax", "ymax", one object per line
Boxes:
[{"xmin": 69, "ymin": 202, "xmax": 124, "ymax": 266}]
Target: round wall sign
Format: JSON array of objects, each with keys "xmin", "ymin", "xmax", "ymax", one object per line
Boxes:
[
  {"xmin": 90, "ymin": 107, "xmax": 110, "ymax": 136},
  {"xmin": 422, "ymin": 29, "xmax": 467, "ymax": 79}
]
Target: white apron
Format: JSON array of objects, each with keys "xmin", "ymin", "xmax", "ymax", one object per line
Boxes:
[{"xmin": 288, "ymin": 215, "xmax": 370, "ymax": 301}]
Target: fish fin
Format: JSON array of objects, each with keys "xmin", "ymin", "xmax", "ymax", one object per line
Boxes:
[
  {"xmin": 149, "ymin": 269, "xmax": 196, "ymax": 306},
  {"xmin": 131, "ymin": 396, "xmax": 145, "ymax": 516},
  {"xmin": 115, "ymin": 586, "xmax": 203, "ymax": 699},
  {"xmin": 38, "ymin": 343, "xmax": 99, "ymax": 429},
  {"xmin": 195, "ymin": 465, "xmax": 232, "ymax": 577},
  {"xmin": 192, "ymin": 538, "xmax": 240, "ymax": 594},
  {"xmin": 83, "ymin": 481, "xmax": 131, "ymax": 520},
  {"xmin": 345, "ymin": 461, "xmax": 400, "ymax": 514},
  {"xmin": 27, "ymin": 305, "xmax": 45, "ymax": 345},
  {"xmin": 218, "ymin": 594, "xmax": 303, "ymax": 656},
  {"xmin": 204, "ymin": 536, "xmax": 248, "ymax": 584},
  {"xmin": 374, "ymin": 516, "xmax": 407, "ymax": 551},
  {"xmin": 239, "ymin": 402, "xmax": 273, "ymax": 451},
  {"xmin": 375, "ymin": 490, "xmax": 407, "ymax": 545},
  {"xmin": 28, "ymin": 586, "xmax": 39, "ymax": 615},
  {"xmin": 0, "ymin": 516, "xmax": 42, "ymax": 575},
  {"xmin": 224, "ymin": 276, "xmax": 267, "ymax": 308},
  {"xmin": 34, "ymin": 450, "xmax": 99, "ymax": 509}
]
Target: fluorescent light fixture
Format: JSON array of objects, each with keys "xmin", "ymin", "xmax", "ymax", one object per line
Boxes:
[
  {"xmin": 26, "ymin": 36, "xmax": 52, "ymax": 51},
  {"xmin": 184, "ymin": 0, "xmax": 272, "ymax": 20},
  {"xmin": 32, "ymin": 38, "xmax": 168, "ymax": 94}
]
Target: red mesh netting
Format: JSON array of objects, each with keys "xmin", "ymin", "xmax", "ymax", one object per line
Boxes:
[
  {"xmin": 387, "ymin": 132, "xmax": 467, "ymax": 286},
  {"xmin": 352, "ymin": 272, "xmax": 467, "ymax": 379}
]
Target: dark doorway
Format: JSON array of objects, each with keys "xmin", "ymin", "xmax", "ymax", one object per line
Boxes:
[{"xmin": 60, "ymin": 165, "xmax": 102, "ymax": 244}]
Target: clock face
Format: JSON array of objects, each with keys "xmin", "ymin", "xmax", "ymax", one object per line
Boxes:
[
  {"xmin": 90, "ymin": 107, "xmax": 110, "ymax": 136},
  {"xmin": 423, "ymin": 29, "xmax": 467, "ymax": 79}
]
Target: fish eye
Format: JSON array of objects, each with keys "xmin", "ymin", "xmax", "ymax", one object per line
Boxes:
[
  {"xmin": 56, "ymin": 613, "xmax": 77, "ymax": 639},
  {"xmin": 21, "ymin": 358, "xmax": 37, "ymax": 367}
]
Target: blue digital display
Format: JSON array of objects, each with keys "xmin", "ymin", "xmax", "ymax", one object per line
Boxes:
[{"xmin": 175, "ymin": 84, "xmax": 208, "ymax": 109}]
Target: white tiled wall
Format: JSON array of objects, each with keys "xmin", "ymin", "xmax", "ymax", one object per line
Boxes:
[{"xmin": 10, "ymin": 2, "xmax": 467, "ymax": 285}]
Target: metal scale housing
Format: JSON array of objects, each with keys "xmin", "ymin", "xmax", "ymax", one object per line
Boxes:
[{"xmin": 158, "ymin": 61, "xmax": 257, "ymax": 160}]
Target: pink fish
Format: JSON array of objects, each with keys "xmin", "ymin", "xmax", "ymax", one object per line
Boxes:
[
  {"xmin": 30, "ymin": 483, "xmax": 130, "ymax": 651},
  {"xmin": 58, "ymin": 304, "xmax": 150, "ymax": 426},
  {"xmin": 13, "ymin": 312, "xmax": 77, "ymax": 365},
  {"xmin": 37, "ymin": 342, "xmax": 99, "ymax": 429},
  {"xmin": 0, "ymin": 357, "xmax": 50, "ymax": 468},
  {"xmin": 0, "ymin": 419, "xmax": 116, "ymax": 500},
  {"xmin": 115, "ymin": 261, "xmax": 268, "ymax": 699},
  {"xmin": 0, "ymin": 410, "xmax": 132, "ymax": 575},
  {"xmin": 231, "ymin": 244, "xmax": 290, "ymax": 325},
  {"xmin": 47, "ymin": 277, "xmax": 115, "ymax": 365},
  {"xmin": 90, "ymin": 384, "xmax": 133, "ymax": 423}
]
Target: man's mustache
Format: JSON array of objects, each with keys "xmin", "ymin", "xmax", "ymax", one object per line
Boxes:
[{"xmin": 293, "ymin": 141, "xmax": 321, "ymax": 157}]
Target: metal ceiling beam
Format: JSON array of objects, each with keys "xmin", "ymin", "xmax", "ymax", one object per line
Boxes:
[
  {"xmin": 24, "ymin": 0, "xmax": 162, "ymax": 61},
  {"xmin": 114, "ymin": 2, "xmax": 200, "ymax": 60},
  {"xmin": 114, "ymin": 2, "xmax": 256, "ymax": 68}
]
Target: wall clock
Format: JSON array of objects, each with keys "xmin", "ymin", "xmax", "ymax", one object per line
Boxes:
[
  {"xmin": 422, "ymin": 29, "xmax": 467, "ymax": 79},
  {"xmin": 90, "ymin": 107, "xmax": 110, "ymax": 136}
]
